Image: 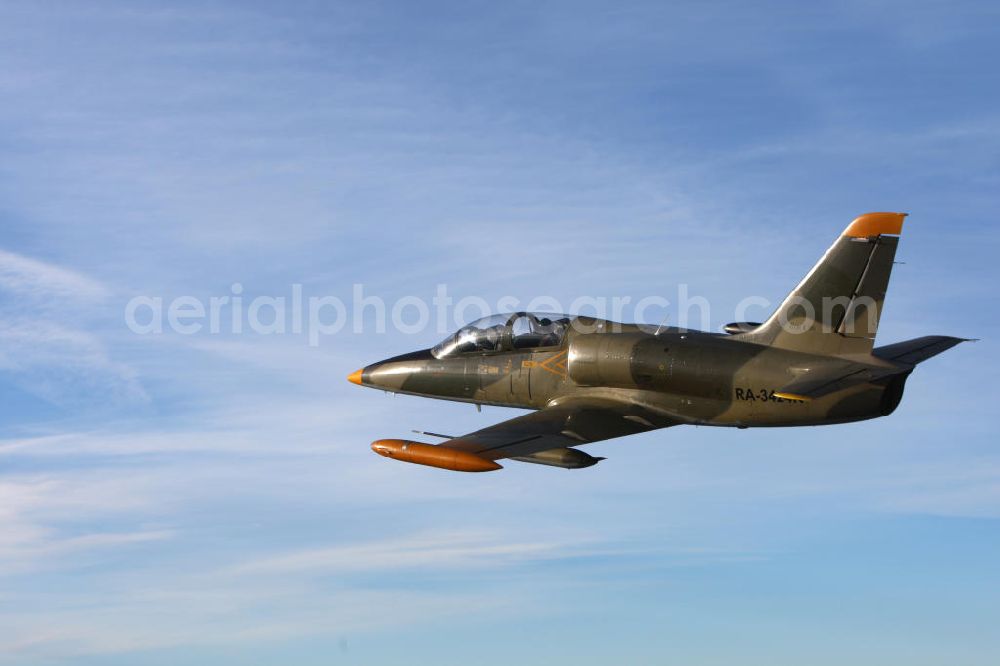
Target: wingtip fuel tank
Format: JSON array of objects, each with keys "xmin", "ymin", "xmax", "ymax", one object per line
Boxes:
[{"xmin": 370, "ymin": 439, "xmax": 503, "ymax": 472}]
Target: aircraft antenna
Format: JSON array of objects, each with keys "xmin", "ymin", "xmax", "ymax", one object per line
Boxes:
[{"xmin": 654, "ymin": 315, "xmax": 669, "ymax": 336}]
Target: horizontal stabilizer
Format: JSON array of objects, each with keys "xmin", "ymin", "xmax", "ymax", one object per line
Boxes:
[
  {"xmin": 873, "ymin": 335, "xmax": 972, "ymax": 366},
  {"xmin": 775, "ymin": 362, "xmax": 904, "ymax": 401},
  {"xmin": 776, "ymin": 335, "xmax": 971, "ymax": 400}
]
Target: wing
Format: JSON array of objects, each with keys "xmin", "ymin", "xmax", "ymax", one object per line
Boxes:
[{"xmin": 441, "ymin": 397, "xmax": 680, "ymax": 462}]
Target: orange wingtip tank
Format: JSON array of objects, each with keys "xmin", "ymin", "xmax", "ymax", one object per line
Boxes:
[
  {"xmin": 370, "ymin": 439, "xmax": 503, "ymax": 472},
  {"xmin": 843, "ymin": 212, "xmax": 907, "ymax": 238}
]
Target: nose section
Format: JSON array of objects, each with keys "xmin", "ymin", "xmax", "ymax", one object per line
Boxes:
[
  {"xmin": 350, "ymin": 349, "xmax": 435, "ymax": 393},
  {"xmin": 371, "ymin": 440, "xmax": 395, "ymax": 457},
  {"xmin": 347, "ymin": 361, "xmax": 398, "ymax": 391}
]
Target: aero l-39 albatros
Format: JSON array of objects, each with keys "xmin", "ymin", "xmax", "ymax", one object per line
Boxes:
[{"xmin": 349, "ymin": 213, "xmax": 971, "ymax": 472}]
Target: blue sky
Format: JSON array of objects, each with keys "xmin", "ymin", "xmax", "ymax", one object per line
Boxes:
[{"xmin": 1, "ymin": 1, "xmax": 999, "ymax": 663}]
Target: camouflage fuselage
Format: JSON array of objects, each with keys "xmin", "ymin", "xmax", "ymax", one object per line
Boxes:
[{"xmin": 359, "ymin": 320, "xmax": 908, "ymax": 428}]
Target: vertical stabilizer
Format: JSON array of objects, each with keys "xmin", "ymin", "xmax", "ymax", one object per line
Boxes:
[{"xmin": 739, "ymin": 212, "xmax": 906, "ymax": 356}]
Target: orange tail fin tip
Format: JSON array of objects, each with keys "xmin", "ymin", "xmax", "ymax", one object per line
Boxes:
[{"xmin": 843, "ymin": 212, "xmax": 907, "ymax": 238}]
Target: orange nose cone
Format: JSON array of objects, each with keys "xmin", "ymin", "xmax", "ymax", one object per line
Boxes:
[{"xmin": 347, "ymin": 368, "xmax": 364, "ymax": 385}]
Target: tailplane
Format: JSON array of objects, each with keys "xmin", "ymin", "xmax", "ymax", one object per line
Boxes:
[
  {"xmin": 873, "ymin": 335, "xmax": 972, "ymax": 365},
  {"xmin": 772, "ymin": 335, "xmax": 972, "ymax": 402}
]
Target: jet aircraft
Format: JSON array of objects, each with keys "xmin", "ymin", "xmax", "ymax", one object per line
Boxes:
[{"xmin": 349, "ymin": 212, "xmax": 970, "ymax": 472}]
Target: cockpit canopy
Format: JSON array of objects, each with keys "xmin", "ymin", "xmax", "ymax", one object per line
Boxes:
[{"xmin": 431, "ymin": 312, "xmax": 571, "ymax": 358}]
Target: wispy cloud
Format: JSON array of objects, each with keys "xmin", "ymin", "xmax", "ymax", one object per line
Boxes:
[
  {"xmin": 0, "ymin": 320, "xmax": 147, "ymax": 407},
  {"xmin": 0, "ymin": 248, "xmax": 109, "ymax": 302},
  {"xmin": 226, "ymin": 529, "xmax": 581, "ymax": 576},
  {"xmin": 0, "ymin": 473, "xmax": 173, "ymax": 579},
  {"xmin": 0, "ymin": 248, "xmax": 145, "ymax": 409}
]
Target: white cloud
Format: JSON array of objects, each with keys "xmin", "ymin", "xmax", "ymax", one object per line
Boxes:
[
  {"xmin": 0, "ymin": 319, "xmax": 148, "ymax": 406},
  {"xmin": 0, "ymin": 584, "xmax": 513, "ymax": 659},
  {"xmin": 0, "ymin": 247, "xmax": 109, "ymax": 302},
  {"xmin": 0, "ymin": 475, "xmax": 174, "ymax": 577},
  {"xmin": 0, "ymin": 248, "xmax": 145, "ymax": 407},
  {"xmin": 226, "ymin": 529, "xmax": 579, "ymax": 576}
]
